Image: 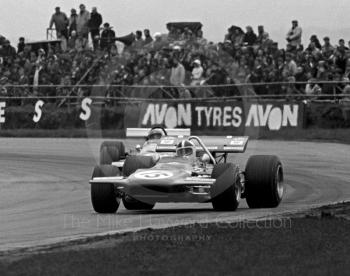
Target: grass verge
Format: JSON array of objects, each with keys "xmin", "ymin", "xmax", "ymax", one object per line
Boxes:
[{"xmin": 0, "ymin": 215, "xmax": 349, "ymax": 276}]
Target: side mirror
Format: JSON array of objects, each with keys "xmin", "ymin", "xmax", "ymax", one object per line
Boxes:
[
  {"xmin": 136, "ymin": 144, "xmax": 142, "ymax": 152},
  {"xmin": 201, "ymin": 153, "xmax": 210, "ymax": 164}
]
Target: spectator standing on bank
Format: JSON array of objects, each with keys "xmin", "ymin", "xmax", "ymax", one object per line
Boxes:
[
  {"xmin": 69, "ymin": 9, "xmax": 78, "ymax": 36},
  {"xmin": 100, "ymin": 23, "xmax": 116, "ymax": 52},
  {"xmin": 49, "ymin": 7, "xmax": 69, "ymax": 50},
  {"xmin": 256, "ymin": 25, "xmax": 269, "ymax": 44},
  {"xmin": 144, "ymin": 29, "xmax": 153, "ymax": 45},
  {"xmin": 76, "ymin": 4, "xmax": 90, "ymax": 48},
  {"xmin": 286, "ymin": 20, "xmax": 302, "ymax": 50},
  {"xmin": 88, "ymin": 7, "xmax": 103, "ymax": 50},
  {"xmin": 133, "ymin": 30, "xmax": 144, "ymax": 49},
  {"xmin": 321, "ymin": 36, "xmax": 335, "ymax": 60},
  {"xmin": 17, "ymin": 37, "xmax": 25, "ymax": 54},
  {"xmin": 243, "ymin": 26, "xmax": 257, "ymax": 46}
]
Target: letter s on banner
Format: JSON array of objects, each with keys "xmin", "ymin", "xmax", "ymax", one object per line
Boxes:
[
  {"xmin": 33, "ymin": 100, "xmax": 44, "ymax": 123},
  {"xmin": 0, "ymin": 102, "xmax": 5, "ymax": 123},
  {"xmin": 80, "ymin": 98, "xmax": 92, "ymax": 121}
]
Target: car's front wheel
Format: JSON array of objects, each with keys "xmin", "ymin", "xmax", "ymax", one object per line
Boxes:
[
  {"xmin": 211, "ymin": 163, "xmax": 241, "ymax": 211},
  {"xmin": 91, "ymin": 165, "xmax": 120, "ymax": 213}
]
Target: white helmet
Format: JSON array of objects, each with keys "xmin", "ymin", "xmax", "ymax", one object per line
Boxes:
[{"xmin": 176, "ymin": 140, "xmax": 196, "ymax": 158}]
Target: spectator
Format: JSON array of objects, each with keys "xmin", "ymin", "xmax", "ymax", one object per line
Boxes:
[
  {"xmin": 243, "ymin": 26, "xmax": 257, "ymax": 46},
  {"xmin": 170, "ymin": 57, "xmax": 185, "ymax": 86},
  {"xmin": 100, "ymin": 23, "xmax": 116, "ymax": 52},
  {"xmin": 308, "ymin": 35, "xmax": 322, "ymax": 50},
  {"xmin": 321, "ymin": 37, "xmax": 335, "ymax": 59},
  {"xmin": 286, "ymin": 20, "xmax": 302, "ymax": 50},
  {"xmin": 49, "ymin": 7, "xmax": 69, "ymax": 50},
  {"xmin": 337, "ymin": 39, "xmax": 349, "ymax": 51},
  {"xmin": 190, "ymin": 59, "xmax": 204, "ymax": 86},
  {"xmin": 283, "ymin": 52, "xmax": 298, "ymax": 79},
  {"xmin": 256, "ymin": 25, "xmax": 269, "ymax": 44},
  {"xmin": 88, "ymin": 7, "xmax": 103, "ymax": 51},
  {"xmin": 144, "ymin": 29, "xmax": 153, "ymax": 45},
  {"xmin": 133, "ymin": 30, "xmax": 144, "ymax": 49},
  {"xmin": 1, "ymin": 40, "xmax": 16, "ymax": 58},
  {"xmin": 69, "ymin": 9, "xmax": 78, "ymax": 36},
  {"xmin": 76, "ymin": 4, "xmax": 90, "ymax": 47},
  {"xmin": 17, "ymin": 37, "xmax": 25, "ymax": 54}
]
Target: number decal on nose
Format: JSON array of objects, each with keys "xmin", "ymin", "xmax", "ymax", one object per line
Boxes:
[{"xmin": 134, "ymin": 171, "xmax": 173, "ymax": 179}]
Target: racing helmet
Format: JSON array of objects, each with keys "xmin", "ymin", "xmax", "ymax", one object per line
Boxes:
[
  {"xmin": 176, "ymin": 140, "xmax": 196, "ymax": 157},
  {"xmin": 147, "ymin": 129, "xmax": 163, "ymax": 140}
]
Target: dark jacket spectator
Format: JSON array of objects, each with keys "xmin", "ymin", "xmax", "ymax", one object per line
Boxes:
[
  {"xmin": 17, "ymin": 37, "xmax": 25, "ymax": 54},
  {"xmin": 49, "ymin": 7, "xmax": 69, "ymax": 38},
  {"xmin": 100, "ymin": 23, "xmax": 116, "ymax": 51},
  {"xmin": 88, "ymin": 7, "xmax": 102, "ymax": 31},
  {"xmin": 69, "ymin": 9, "xmax": 78, "ymax": 36},
  {"xmin": 243, "ymin": 26, "xmax": 257, "ymax": 46},
  {"xmin": 89, "ymin": 7, "xmax": 103, "ymax": 50},
  {"xmin": 144, "ymin": 29, "xmax": 153, "ymax": 45},
  {"xmin": 1, "ymin": 40, "xmax": 16, "ymax": 58}
]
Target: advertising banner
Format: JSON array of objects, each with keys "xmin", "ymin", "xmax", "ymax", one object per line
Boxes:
[{"xmin": 134, "ymin": 100, "xmax": 305, "ymax": 135}]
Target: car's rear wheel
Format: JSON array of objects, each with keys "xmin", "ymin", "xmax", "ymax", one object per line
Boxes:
[
  {"xmin": 123, "ymin": 156, "xmax": 156, "ymax": 177},
  {"xmin": 122, "ymin": 196, "xmax": 155, "ymax": 210},
  {"xmin": 245, "ymin": 155, "xmax": 284, "ymax": 208},
  {"xmin": 100, "ymin": 141, "xmax": 125, "ymax": 165},
  {"xmin": 91, "ymin": 165, "xmax": 120, "ymax": 213},
  {"xmin": 211, "ymin": 163, "xmax": 241, "ymax": 211}
]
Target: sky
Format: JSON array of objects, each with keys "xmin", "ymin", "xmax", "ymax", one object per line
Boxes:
[{"xmin": 1, "ymin": 0, "xmax": 350, "ymax": 47}]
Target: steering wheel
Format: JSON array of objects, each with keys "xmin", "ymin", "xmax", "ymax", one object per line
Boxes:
[{"xmin": 150, "ymin": 126, "xmax": 168, "ymax": 136}]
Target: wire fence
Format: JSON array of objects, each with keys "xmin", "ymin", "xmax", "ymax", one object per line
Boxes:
[{"xmin": 0, "ymin": 82, "xmax": 349, "ymax": 106}]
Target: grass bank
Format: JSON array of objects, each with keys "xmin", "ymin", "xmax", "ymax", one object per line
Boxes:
[{"xmin": 0, "ymin": 215, "xmax": 349, "ymax": 275}]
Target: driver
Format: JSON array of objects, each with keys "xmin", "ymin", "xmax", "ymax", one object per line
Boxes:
[
  {"xmin": 176, "ymin": 140, "xmax": 196, "ymax": 161},
  {"xmin": 146, "ymin": 128, "xmax": 164, "ymax": 141}
]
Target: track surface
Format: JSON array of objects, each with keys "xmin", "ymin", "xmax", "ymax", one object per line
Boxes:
[{"xmin": 0, "ymin": 138, "xmax": 349, "ymax": 251}]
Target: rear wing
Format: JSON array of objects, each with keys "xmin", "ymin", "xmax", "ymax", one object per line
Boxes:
[
  {"xmin": 156, "ymin": 136, "xmax": 249, "ymax": 154},
  {"xmin": 126, "ymin": 128, "xmax": 191, "ymax": 138}
]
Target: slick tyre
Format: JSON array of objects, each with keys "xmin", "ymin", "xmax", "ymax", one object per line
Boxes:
[
  {"xmin": 91, "ymin": 165, "xmax": 120, "ymax": 213},
  {"xmin": 245, "ymin": 155, "xmax": 284, "ymax": 208},
  {"xmin": 211, "ymin": 163, "xmax": 241, "ymax": 211},
  {"xmin": 100, "ymin": 141, "xmax": 125, "ymax": 165}
]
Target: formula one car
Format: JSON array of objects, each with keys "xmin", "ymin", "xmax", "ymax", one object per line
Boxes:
[{"xmin": 90, "ymin": 131, "xmax": 284, "ymax": 213}]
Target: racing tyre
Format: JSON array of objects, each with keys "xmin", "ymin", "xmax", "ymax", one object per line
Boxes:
[
  {"xmin": 100, "ymin": 141, "xmax": 125, "ymax": 165},
  {"xmin": 211, "ymin": 163, "xmax": 241, "ymax": 211},
  {"xmin": 122, "ymin": 196, "xmax": 155, "ymax": 210},
  {"xmin": 91, "ymin": 165, "xmax": 120, "ymax": 213},
  {"xmin": 245, "ymin": 155, "xmax": 284, "ymax": 208},
  {"xmin": 123, "ymin": 156, "xmax": 156, "ymax": 177}
]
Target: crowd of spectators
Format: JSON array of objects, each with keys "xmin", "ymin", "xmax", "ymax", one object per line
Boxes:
[{"xmin": 1, "ymin": 5, "xmax": 350, "ymax": 101}]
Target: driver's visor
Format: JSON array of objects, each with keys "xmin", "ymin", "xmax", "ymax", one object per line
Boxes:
[{"xmin": 176, "ymin": 146, "xmax": 194, "ymax": 157}]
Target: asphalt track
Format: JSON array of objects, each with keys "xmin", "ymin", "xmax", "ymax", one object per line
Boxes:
[{"xmin": 0, "ymin": 138, "xmax": 349, "ymax": 251}]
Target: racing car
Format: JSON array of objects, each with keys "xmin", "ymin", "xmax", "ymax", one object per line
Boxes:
[
  {"xmin": 98, "ymin": 126, "xmax": 191, "ymax": 167},
  {"xmin": 90, "ymin": 129, "xmax": 284, "ymax": 213}
]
